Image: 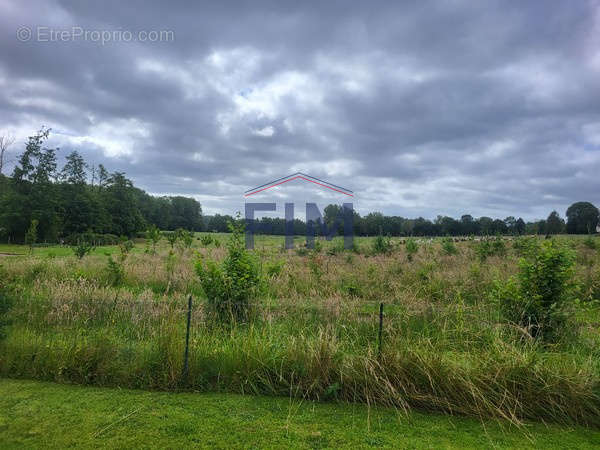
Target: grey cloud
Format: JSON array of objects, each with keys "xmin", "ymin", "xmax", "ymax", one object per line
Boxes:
[{"xmin": 0, "ymin": 0, "xmax": 599, "ymax": 219}]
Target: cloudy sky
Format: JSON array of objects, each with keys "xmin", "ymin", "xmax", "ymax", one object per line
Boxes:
[{"xmin": 1, "ymin": 0, "xmax": 599, "ymax": 220}]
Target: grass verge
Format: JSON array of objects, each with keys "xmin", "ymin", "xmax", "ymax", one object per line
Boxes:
[{"xmin": 1, "ymin": 378, "xmax": 600, "ymax": 449}]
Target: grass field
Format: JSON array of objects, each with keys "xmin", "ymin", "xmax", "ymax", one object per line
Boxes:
[
  {"xmin": 1, "ymin": 231, "xmax": 600, "ymax": 433},
  {"xmin": 2, "ymin": 378, "xmax": 600, "ymax": 449}
]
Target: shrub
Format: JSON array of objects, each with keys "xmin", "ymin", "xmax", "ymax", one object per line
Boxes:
[
  {"xmin": 195, "ymin": 218, "xmax": 259, "ymax": 322},
  {"xmin": 492, "ymin": 240, "xmax": 577, "ymax": 340},
  {"xmin": 183, "ymin": 230, "xmax": 194, "ymax": 248},
  {"xmin": 164, "ymin": 231, "xmax": 179, "ymax": 249},
  {"xmin": 105, "ymin": 256, "xmax": 125, "ymax": 287},
  {"xmin": 118, "ymin": 238, "xmax": 134, "ymax": 261},
  {"xmin": 372, "ymin": 234, "xmax": 392, "ymax": 255},
  {"xmin": 440, "ymin": 238, "xmax": 458, "ymax": 255},
  {"xmin": 512, "ymin": 236, "xmax": 538, "ymax": 256},
  {"xmin": 146, "ymin": 225, "xmax": 161, "ymax": 254},
  {"xmin": 405, "ymin": 238, "xmax": 418, "ymax": 261},
  {"xmin": 475, "ymin": 237, "xmax": 506, "ymax": 260},
  {"xmin": 200, "ymin": 234, "xmax": 213, "ymax": 247},
  {"xmin": 175, "ymin": 229, "xmax": 194, "ymax": 252},
  {"xmin": 72, "ymin": 240, "xmax": 94, "ymax": 260},
  {"xmin": 25, "ymin": 219, "xmax": 38, "ymax": 254}
]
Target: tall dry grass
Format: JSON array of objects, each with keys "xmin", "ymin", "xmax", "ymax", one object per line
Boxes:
[{"xmin": 1, "ymin": 234, "xmax": 600, "ymax": 426}]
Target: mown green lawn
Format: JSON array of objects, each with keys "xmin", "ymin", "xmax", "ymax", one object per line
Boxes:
[{"xmin": 1, "ymin": 379, "xmax": 599, "ymax": 449}]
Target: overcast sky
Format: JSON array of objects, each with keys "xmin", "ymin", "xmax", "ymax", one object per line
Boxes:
[{"xmin": 1, "ymin": 0, "xmax": 599, "ymax": 220}]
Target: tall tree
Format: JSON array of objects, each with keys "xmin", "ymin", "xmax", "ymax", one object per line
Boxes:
[
  {"xmin": 104, "ymin": 172, "xmax": 144, "ymax": 236},
  {"xmin": 546, "ymin": 210, "xmax": 565, "ymax": 235},
  {"xmin": 515, "ymin": 217, "xmax": 526, "ymax": 235},
  {"xmin": 504, "ymin": 216, "xmax": 516, "ymax": 234},
  {"xmin": 59, "ymin": 151, "xmax": 94, "ymax": 235},
  {"xmin": 61, "ymin": 151, "xmax": 88, "ymax": 184},
  {"xmin": 566, "ymin": 202, "xmax": 599, "ymax": 234},
  {"xmin": 9, "ymin": 129, "xmax": 60, "ymax": 242}
]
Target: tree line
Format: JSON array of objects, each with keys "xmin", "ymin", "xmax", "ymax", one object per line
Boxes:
[
  {"xmin": 205, "ymin": 202, "xmax": 599, "ymax": 237},
  {"xmin": 1, "ymin": 129, "xmax": 598, "ymax": 243},
  {"xmin": 0, "ymin": 129, "xmax": 202, "ymax": 243}
]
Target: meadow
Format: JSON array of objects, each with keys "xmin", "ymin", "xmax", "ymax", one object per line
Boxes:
[{"xmin": 1, "ymin": 231, "xmax": 600, "ymax": 428}]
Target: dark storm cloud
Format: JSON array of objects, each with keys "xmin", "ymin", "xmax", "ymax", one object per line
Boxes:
[{"xmin": 1, "ymin": 0, "xmax": 599, "ymax": 219}]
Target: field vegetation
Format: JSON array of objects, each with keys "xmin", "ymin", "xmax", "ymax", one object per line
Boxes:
[{"xmin": 1, "ymin": 227, "xmax": 600, "ymax": 428}]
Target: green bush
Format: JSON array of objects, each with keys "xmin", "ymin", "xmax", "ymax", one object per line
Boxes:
[
  {"xmin": 175, "ymin": 229, "xmax": 194, "ymax": 252},
  {"xmin": 72, "ymin": 240, "xmax": 94, "ymax": 260},
  {"xmin": 372, "ymin": 234, "xmax": 392, "ymax": 255},
  {"xmin": 195, "ymin": 219, "xmax": 259, "ymax": 322},
  {"xmin": 25, "ymin": 219, "xmax": 38, "ymax": 254},
  {"xmin": 146, "ymin": 225, "xmax": 161, "ymax": 254},
  {"xmin": 118, "ymin": 238, "xmax": 134, "ymax": 261},
  {"xmin": 200, "ymin": 235, "xmax": 213, "ymax": 247},
  {"xmin": 105, "ymin": 256, "xmax": 125, "ymax": 287},
  {"xmin": 440, "ymin": 238, "xmax": 458, "ymax": 255},
  {"xmin": 164, "ymin": 231, "xmax": 179, "ymax": 248},
  {"xmin": 405, "ymin": 238, "xmax": 418, "ymax": 261},
  {"xmin": 492, "ymin": 240, "xmax": 577, "ymax": 340},
  {"xmin": 512, "ymin": 236, "xmax": 538, "ymax": 256},
  {"xmin": 475, "ymin": 237, "xmax": 506, "ymax": 260}
]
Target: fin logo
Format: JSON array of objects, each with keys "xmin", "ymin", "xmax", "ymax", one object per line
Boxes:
[{"xmin": 244, "ymin": 172, "xmax": 354, "ymax": 249}]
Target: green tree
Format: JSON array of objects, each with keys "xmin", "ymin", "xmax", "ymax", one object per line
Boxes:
[
  {"xmin": 146, "ymin": 224, "xmax": 161, "ymax": 254},
  {"xmin": 493, "ymin": 240, "xmax": 576, "ymax": 340},
  {"xmin": 195, "ymin": 217, "xmax": 259, "ymax": 322},
  {"xmin": 61, "ymin": 151, "xmax": 88, "ymax": 184},
  {"xmin": 24, "ymin": 219, "xmax": 38, "ymax": 254},
  {"xmin": 11, "ymin": 129, "xmax": 60, "ymax": 242},
  {"xmin": 72, "ymin": 239, "xmax": 94, "ymax": 260},
  {"xmin": 515, "ymin": 218, "xmax": 526, "ymax": 235},
  {"xmin": 104, "ymin": 172, "xmax": 144, "ymax": 236},
  {"xmin": 566, "ymin": 202, "xmax": 599, "ymax": 234},
  {"xmin": 546, "ymin": 211, "xmax": 565, "ymax": 235}
]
